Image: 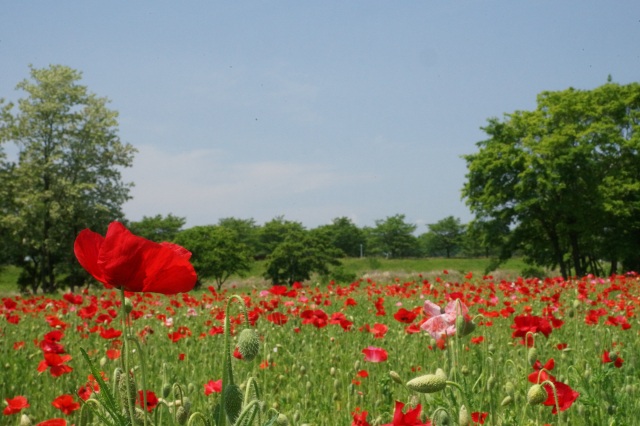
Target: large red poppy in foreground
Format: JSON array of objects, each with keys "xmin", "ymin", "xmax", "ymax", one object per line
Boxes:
[{"xmin": 74, "ymin": 221, "xmax": 197, "ymax": 294}]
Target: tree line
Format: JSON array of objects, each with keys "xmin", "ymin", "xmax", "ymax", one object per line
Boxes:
[{"xmin": 1, "ymin": 65, "xmax": 638, "ymax": 292}]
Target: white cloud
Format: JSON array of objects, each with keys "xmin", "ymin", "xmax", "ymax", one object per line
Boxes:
[{"xmin": 121, "ymin": 144, "xmax": 372, "ymax": 227}]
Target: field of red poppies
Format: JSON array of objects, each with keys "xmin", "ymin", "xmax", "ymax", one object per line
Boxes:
[{"xmin": 2, "ymin": 269, "xmax": 640, "ymax": 425}]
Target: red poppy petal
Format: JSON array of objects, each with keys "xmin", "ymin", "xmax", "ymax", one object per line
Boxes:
[{"xmin": 74, "ymin": 229, "xmax": 107, "ymax": 284}]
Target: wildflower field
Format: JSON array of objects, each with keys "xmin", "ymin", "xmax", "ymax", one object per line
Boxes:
[{"xmin": 3, "ymin": 269, "xmax": 640, "ymax": 425}]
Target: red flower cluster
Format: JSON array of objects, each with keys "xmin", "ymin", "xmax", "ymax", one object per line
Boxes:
[{"xmin": 528, "ymin": 358, "xmax": 579, "ymax": 414}]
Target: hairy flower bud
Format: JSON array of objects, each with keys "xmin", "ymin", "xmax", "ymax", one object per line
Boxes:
[
  {"xmin": 459, "ymin": 405, "xmax": 470, "ymax": 426},
  {"xmin": 527, "ymin": 384, "xmax": 547, "ymax": 406},
  {"xmin": 223, "ymin": 384, "xmax": 244, "ymax": 424},
  {"xmin": 406, "ymin": 369, "xmax": 447, "ymax": 394},
  {"xmin": 237, "ymin": 329, "xmax": 260, "ymax": 362}
]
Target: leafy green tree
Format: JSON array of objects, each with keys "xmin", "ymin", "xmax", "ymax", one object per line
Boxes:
[
  {"xmin": 217, "ymin": 217, "xmax": 260, "ymax": 258},
  {"xmin": 419, "ymin": 216, "xmax": 465, "ymax": 258},
  {"xmin": 463, "ymin": 81, "xmax": 640, "ymax": 278},
  {"xmin": 0, "ymin": 65, "xmax": 136, "ymax": 292},
  {"xmin": 369, "ymin": 214, "xmax": 419, "ymax": 258},
  {"xmin": 174, "ymin": 225, "xmax": 253, "ymax": 291},
  {"xmin": 264, "ymin": 229, "xmax": 342, "ymax": 285},
  {"xmin": 257, "ymin": 216, "xmax": 305, "ymax": 258},
  {"xmin": 312, "ymin": 216, "xmax": 364, "ymax": 257},
  {"xmin": 128, "ymin": 214, "xmax": 186, "ymax": 242}
]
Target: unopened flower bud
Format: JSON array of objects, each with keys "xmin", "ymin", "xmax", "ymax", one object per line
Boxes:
[
  {"xmin": 527, "ymin": 384, "xmax": 547, "ymax": 405},
  {"xmin": 237, "ymin": 328, "xmax": 260, "ymax": 362}
]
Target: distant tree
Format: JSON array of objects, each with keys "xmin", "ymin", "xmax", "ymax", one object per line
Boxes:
[
  {"xmin": 370, "ymin": 214, "xmax": 419, "ymax": 258},
  {"xmin": 312, "ymin": 216, "xmax": 364, "ymax": 257},
  {"xmin": 420, "ymin": 216, "xmax": 465, "ymax": 258},
  {"xmin": 463, "ymin": 81, "xmax": 640, "ymax": 277},
  {"xmin": 258, "ymin": 216, "xmax": 305, "ymax": 258},
  {"xmin": 128, "ymin": 214, "xmax": 186, "ymax": 242},
  {"xmin": 0, "ymin": 65, "xmax": 135, "ymax": 293},
  {"xmin": 217, "ymin": 217, "xmax": 260, "ymax": 257},
  {"xmin": 264, "ymin": 229, "xmax": 342, "ymax": 285},
  {"xmin": 174, "ymin": 225, "xmax": 253, "ymax": 291}
]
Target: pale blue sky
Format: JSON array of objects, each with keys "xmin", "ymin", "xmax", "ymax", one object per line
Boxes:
[{"xmin": 2, "ymin": 2, "xmax": 639, "ymax": 231}]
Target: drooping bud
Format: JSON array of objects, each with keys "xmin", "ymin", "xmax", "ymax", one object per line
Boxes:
[
  {"xmin": 458, "ymin": 405, "xmax": 470, "ymax": 426},
  {"xmin": 176, "ymin": 406, "xmax": 189, "ymax": 425},
  {"xmin": 223, "ymin": 384, "xmax": 244, "ymax": 424},
  {"xmin": 527, "ymin": 384, "xmax": 547, "ymax": 405},
  {"xmin": 124, "ymin": 297, "xmax": 134, "ymax": 314},
  {"xmin": 19, "ymin": 414, "xmax": 32, "ymax": 426},
  {"xmin": 455, "ymin": 315, "xmax": 476, "ymax": 337},
  {"xmin": 162, "ymin": 383, "xmax": 172, "ymax": 398},
  {"xmin": 389, "ymin": 370, "xmax": 403, "ymax": 384},
  {"xmin": 501, "ymin": 396, "xmax": 513, "ymax": 406},
  {"xmin": 527, "ymin": 347, "xmax": 538, "ymax": 367},
  {"xmin": 504, "ymin": 381, "xmax": 515, "ymax": 397},
  {"xmin": 406, "ymin": 369, "xmax": 447, "ymax": 394},
  {"xmin": 275, "ymin": 413, "xmax": 290, "ymax": 425},
  {"xmin": 237, "ymin": 328, "xmax": 260, "ymax": 361}
]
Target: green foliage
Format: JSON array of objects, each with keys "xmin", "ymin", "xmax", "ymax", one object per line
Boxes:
[
  {"xmin": 264, "ymin": 229, "xmax": 342, "ymax": 285},
  {"xmin": 128, "ymin": 214, "xmax": 186, "ymax": 242},
  {"xmin": 463, "ymin": 80, "xmax": 640, "ymax": 278},
  {"xmin": 217, "ymin": 217, "xmax": 261, "ymax": 258},
  {"xmin": 368, "ymin": 214, "xmax": 420, "ymax": 258},
  {"xmin": 257, "ymin": 216, "xmax": 305, "ymax": 259},
  {"xmin": 419, "ymin": 216, "xmax": 465, "ymax": 258},
  {"xmin": 174, "ymin": 225, "xmax": 253, "ymax": 291},
  {"xmin": 312, "ymin": 216, "xmax": 365, "ymax": 257},
  {"xmin": 0, "ymin": 65, "xmax": 135, "ymax": 293}
]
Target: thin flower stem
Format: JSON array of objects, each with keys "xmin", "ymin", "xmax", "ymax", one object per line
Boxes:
[{"xmin": 120, "ymin": 289, "xmax": 137, "ymax": 424}]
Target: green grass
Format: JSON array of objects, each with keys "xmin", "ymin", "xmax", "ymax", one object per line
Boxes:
[
  {"xmin": 0, "ymin": 265, "xmax": 20, "ymax": 294},
  {"xmin": 0, "ymin": 257, "xmax": 543, "ymax": 295}
]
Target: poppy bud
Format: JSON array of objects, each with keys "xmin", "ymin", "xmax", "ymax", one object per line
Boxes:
[
  {"xmin": 504, "ymin": 381, "xmax": 515, "ymax": 397},
  {"xmin": 406, "ymin": 369, "xmax": 447, "ymax": 394},
  {"xmin": 124, "ymin": 297, "xmax": 134, "ymax": 314},
  {"xmin": 237, "ymin": 329, "xmax": 260, "ymax": 362},
  {"xmin": 223, "ymin": 384, "xmax": 243, "ymax": 424},
  {"xmin": 20, "ymin": 414, "xmax": 32, "ymax": 426},
  {"xmin": 527, "ymin": 347, "xmax": 537, "ymax": 367},
  {"xmin": 176, "ymin": 406, "xmax": 189, "ymax": 425},
  {"xmin": 527, "ymin": 384, "xmax": 547, "ymax": 405},
  {"xmin": 162, "ymin": 383, "xmax": 171, "ymax": 398},
  {"xmin": 459, "ymin": 405, "xmax": 470, "ymax": 426},
  {"xmin": 118, "ymin": 372, "xmax": 137, "ymax": 411},
  {"xmin": 389, "ymin": 370, "xmax": 403, "ymax": 384},
  {"xmin": 501, "ymin": 396, "xmax": 513, "ymax": 406},
  {"xmin": 455, "ymin": 315, "xmax": 476, "ymax": 337},
  {"xmin": 275, "ymin": 413, "xmax": 289, "ymax": 425}
]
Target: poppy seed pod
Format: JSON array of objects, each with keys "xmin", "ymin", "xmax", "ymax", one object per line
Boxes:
[
  {"xmin": 527, "ymin": 347, "xmax": 538, "ymax": 367},
  {"xmin": 237, "ymin": 329, "xmax": 260, "ymax": 362},
  {"xmin": 406, "ymin": 369, "xmax": 447, "ymax": 393},
  {"xmin": 527, "ymin": 384, "xmax": 548, "ymax": 405}
]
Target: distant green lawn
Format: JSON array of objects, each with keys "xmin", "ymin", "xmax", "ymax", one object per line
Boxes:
[{"xmin": 0, "ymin": 257, "xmax": 541, "ymax": 295}]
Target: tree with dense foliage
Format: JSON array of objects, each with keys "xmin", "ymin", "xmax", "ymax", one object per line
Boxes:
[
  {"xmin": 311, "ymin": 216, "xmax": 364, "ymax": 257},
  {"xmin": 128, "ymin": 214, "xmax": 186, "ymax": 242},
  {"xmin": 368, "ymin": 214, "xmax": 419, "ymax": 258},
  {"xmin": 463, "ymin": 81, "xmax": 640, "ymax": 278},
  {"xmin": 257, "ymin": 216, "xmax": 305, "ymax": 258},
  {"xmin": 217, "ymin": 217, "xmax": 260, "ymax": 257},
  {"xmin": 419, "ymin": 216, "xmax": 465, "ymax": 258},
  {"xmin": 174, "ymin": 225, "xmax": 253, "ymax": 290},
  {"xmin": 0, "ymin": 65, "xmax": 136, "ymax": 292},
  {"xmin": 264, "ymin": 229, "xmax": 342, "ymax": 285}
]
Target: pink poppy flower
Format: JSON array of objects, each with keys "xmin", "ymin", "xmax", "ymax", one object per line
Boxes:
[
  {"xmin": 420, "ymin": 299, "xmax": 469, "ymax": 340},
  {"xmin": 362, "ymin": 346, "xmax": 388, "ymax": 363}
]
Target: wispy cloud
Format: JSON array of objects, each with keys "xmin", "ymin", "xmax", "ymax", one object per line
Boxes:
[{"xmin": 121, "ymin": 144, "xmax": 373, "ymax": 226}]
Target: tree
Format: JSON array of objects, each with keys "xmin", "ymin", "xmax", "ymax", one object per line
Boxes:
[
  {"xmin": 217, "ymin": 217, "xmax": 260, "ymax": 258},
  {"xmin": 174, "ymin": 225, "xmax": 253, "ymax": 291},
  {"xmin": 128, "ymin": 214, "xmax": 186, "ymax": 242},
  {"xmin": 0, "ymin": 65, "xmax": 136, "ymax": 292},
  {"xmin": 312, "ymin": 216, "xmax": 364, "ymax": 257},
  {"xmin": 462, "ymin": 81, "xmax": 640, "ymax": 278},
  {"xmin": 264, "ymin": 229, "xmax": 342, "ymax": 285},
  {"xmin": 257, "ymin": 216, "xmax": 305, "ymax": 258},
  {"xmin": 419, "ymin": 216, "xmax": 465, "ymax": 258},
  {"xmin": 369, "ymin": 214, "xmax": 419, "ymax": 258}
]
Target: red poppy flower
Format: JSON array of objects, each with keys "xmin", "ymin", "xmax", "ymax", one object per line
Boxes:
[
  {"xmin": 362, "ymin": 346, "xmax": 388, "ymax": 363},
  {"xmin": 266, "ymin": 312, "xmax": 289, "ymax": 325},
  {"xmin": 74, "ymin": 221, "xmax": 197, "ymax": 294},
  {"xmin": 3, "ymin": 396, "xmax": 29, "ymax": 415},
  {"xmin": 393, "ymin": 308, "xmax": 417, "ymax": 324},
  {"xmin": 602, "ymin": 351, "xmax": 623, "ymax": 368},
  {"xmin": 204, "ymin": 379, "xmax": 222, "ymax": 395},
  {"xmin": 52, "ymin": 394, "xmax": 81, "ymax": 415},
  {"xmin": 382, "ymin": 400, "xmax": 430, "ymax": 425},
  {"xmin": 137, "ymin": 390, "xmax": 158, "ymax": 412},
  {"xmin": 371, "ymin": 323, "xmax": 388, "ymax": 339},
  {"xmin": 37, "ymin": 353, "xmax": 73, "ymax": 377},
  {"xmin": 471, "ymin": 412, "xmax": 488, "ymax": 424},
  {"xmin": 352, "ymin": 408, "xmax": 371, "ymax": 426},
  {"xmin": 511, "ymin": 315, "xmax": 552, "ymax": 346},
  {"xmin": 36, "ymin": 420, "xmax": 66, "ymax": 426}
]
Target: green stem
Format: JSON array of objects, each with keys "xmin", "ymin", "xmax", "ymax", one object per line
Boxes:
[{"xmin": 120, "ymin": 289, "xmax": 137, "ymax": 424}]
